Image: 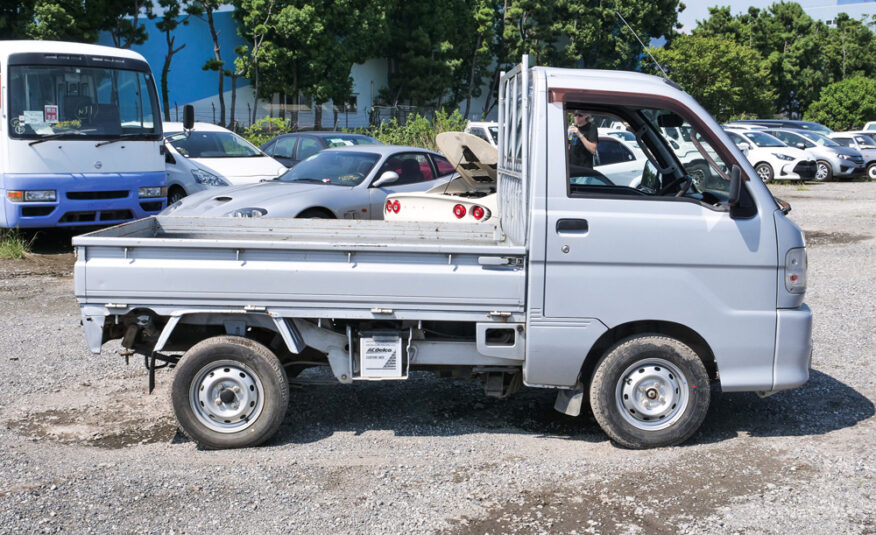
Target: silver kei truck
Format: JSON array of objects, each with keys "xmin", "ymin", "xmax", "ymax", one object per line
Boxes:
[{"xmin": 73, "ymin": 57, "xmax": 813, "ymax": 450}]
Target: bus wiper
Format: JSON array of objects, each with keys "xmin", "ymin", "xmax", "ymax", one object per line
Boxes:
[
  {"xmin": 28, "ymin": 132, "xmax": 84, "ymax": 146},
  {"xmin": 96, "ymin": 134, "xmax": 147, "ymax": 147}
]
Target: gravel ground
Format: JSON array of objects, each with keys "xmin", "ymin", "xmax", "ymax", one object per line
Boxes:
[{"xmin": 0, "ymin": 181, "xmax": 874, "ymax": 534}]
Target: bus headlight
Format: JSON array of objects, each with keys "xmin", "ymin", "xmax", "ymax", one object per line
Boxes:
[
  {"xmin": 138, "ymin": 186, "xmax": 167, "ymax": 198},
  {"xmin": 7, "ymin": 190, "xmax": 57, "ymax": 202}
]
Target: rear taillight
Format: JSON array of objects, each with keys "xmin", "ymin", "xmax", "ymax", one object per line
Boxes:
[
  {"xmin": 453, "ymin": 204, "xmax": 466, "ymax": 219},
  {"xmin": 471, "ymin": 205, "xmax": 485, "ymax": 220},
  {"xmin": 385, "ymin": 200, "xmax": 392, "ymax": 213},
  {"xmin": 391, "ymin": 200, "xmax": 400, "ymax": 213},
  {"xmin": 785, "ymin": 247, "xmax": 807, "ymax": 294}
]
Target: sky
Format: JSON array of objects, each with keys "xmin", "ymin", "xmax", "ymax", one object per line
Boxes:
[{"xmin": 677, "ymin": 0, "xmax": 876, "ymax": 32}]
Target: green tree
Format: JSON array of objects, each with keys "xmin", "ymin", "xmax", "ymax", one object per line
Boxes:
[
  {"xmin": 805, "ymin": 76, "xmax": 876, "ymax": 131},
  {"xmin": 823, "ymin": 13, "xmax": 876, "ymax": 82},
  {"xmin": 646, "ymin": 35, "xmax": 774, "ymax": 122},
  {"xmin": 0, "ymin": 2, "xmax": 34, "ymax": 40},
  {"xmin": 559, "ymin": 0, "xmax": 684, "ymax": 70},
  {"xmin": 230, "ymin": 0, "xmax": 276, "ymax": 127}
]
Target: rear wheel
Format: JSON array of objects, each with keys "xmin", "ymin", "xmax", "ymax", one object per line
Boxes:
[
  {"xmin": 754, "ymin": 163, "xmax": 774, "ymax": 183},
  {"xmin": 589, "ymin": 335, "xmax": 710, "ymax": 449},
  {"xmin": 815, "ymin": 161, "xmax": 833, "ymax": 182},
  {"xmin": 171, "ymin": 336, "xmax": 289, "ymax": 449}
]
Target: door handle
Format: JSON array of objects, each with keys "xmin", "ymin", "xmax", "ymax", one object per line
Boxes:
[{"xmin": 556, "ymin": 218, "xmax": 589, "ymax": 233}]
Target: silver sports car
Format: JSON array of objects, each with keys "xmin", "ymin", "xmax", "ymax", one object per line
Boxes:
[{"xmin": 161, "ymin": 145, "xmax": 457, "ymax": 219}]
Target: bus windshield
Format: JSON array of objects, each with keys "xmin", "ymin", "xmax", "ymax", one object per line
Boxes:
[{"xmin": 8, "ymin": 64, "xmax": 161, "ymax": 140}]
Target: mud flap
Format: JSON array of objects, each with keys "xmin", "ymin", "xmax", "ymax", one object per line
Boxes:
[{"xmin": 554, "ymin": 382, "xmax": 585, "ymax": 416}]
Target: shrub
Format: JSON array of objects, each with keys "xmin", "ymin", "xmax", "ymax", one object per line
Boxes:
[
  {"xmin": 0, "ymin": 229, "xmax": 31, "ymax": 259},
  {"xmin": 805, "ymin": 77, "xmax": 876, "ymax": 131},
  {"xmin": 241, "ymin": 117, "xmax": 292, "ymax": 147}
]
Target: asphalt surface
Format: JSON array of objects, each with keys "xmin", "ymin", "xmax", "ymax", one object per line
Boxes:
[{"xmin": 0, "ymin": 181, "xmax": 873, "ymax": 534}]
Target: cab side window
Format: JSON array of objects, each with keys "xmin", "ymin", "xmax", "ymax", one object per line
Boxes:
[
  {"xmin": 433, "ymin": 155, "xmax": 455, "ymax": 177},
  {"xmin": 597, "ymin": 138, "xmax": 634, "ymax": 165}
]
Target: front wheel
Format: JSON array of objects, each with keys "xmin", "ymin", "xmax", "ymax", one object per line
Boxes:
[
  {"xmin": 815, "ymin": 161, "xmax": 833, "ymax": 182},
  {"xmin": 754, "ymin": 162, "xmax": 774, "ymax": 183},
  {"xmin": 589, "ymin": 335, "xmax": 710, "ymax": 449},
  {"xmin": 867, "ymin": 163, "xmax": 876, "ymax": 181},
  {"xmin": 171, "ymin": 336, "xmax": 289, "ymax": 449}
]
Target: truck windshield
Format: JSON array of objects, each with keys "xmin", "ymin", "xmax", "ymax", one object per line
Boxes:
[{"xmin": 8, "ymin": 64, "xmax": 161, "ymax": 140}]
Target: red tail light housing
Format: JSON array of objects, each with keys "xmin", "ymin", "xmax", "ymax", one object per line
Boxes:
[
  {"xmin": 391, "ymin": 200, "xmax": 400, "ymax": 213},
  {"xmin": 471, "ymin": 205, "xmax": 485, "ymax": 220},
  {"xmin": 453, "ymin": 204, "xmax": 466, "ymax": 219},
  {"xmin": 385, "ymin": 200, "xmax": 392, "ymax": 213}
]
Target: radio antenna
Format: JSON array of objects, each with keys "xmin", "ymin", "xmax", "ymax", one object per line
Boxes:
[{"xmin": 615, "ymin": 10, "xmax": 672, "ymax": 81}]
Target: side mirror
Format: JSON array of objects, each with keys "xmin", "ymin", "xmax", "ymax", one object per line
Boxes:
[
  {"xmin": 183, "ymin": 104, "xmax": 195, "ymax": 131},
  {"xmin": 736, "ymin": 142, "xmax": 750, "ymax": 155},
  {"xmin": 728, "ymin": 164, "xmax": 742, "ymax": 208},
  {"xmin": 372, "ymin": 171, "xmax": 399, "ymax": 188},
  {"xmin": 796, "ymin": 142, "xmax": 806, "ymax": 150}
]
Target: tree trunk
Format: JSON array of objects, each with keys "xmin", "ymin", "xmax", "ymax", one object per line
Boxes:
[
  {"xmin": 161, "ymin": 33, "xmax": 185, "ymax": 122},
  {"xmin": 230, "ymin": 74, "xmax": 238, "ymax": 129},
  {"xmin": 314, "ymin": 101, "xmax": 323, "ymax": 130},
  {"xmin": 464, "ymin": 36, "xmax": 482, "ymax": 120},
  {"xmin": 252, "ymin": 66, "xmax": 259, "ymax": 124},
  {"xmin": 206, "ymin": 7, "xmax": 225, "ymax": 126}
]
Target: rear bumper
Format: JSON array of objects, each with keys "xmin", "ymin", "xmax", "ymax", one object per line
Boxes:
[{"xmin": 769, "ymin": 304, "xmax": 813, "ymax": 392}]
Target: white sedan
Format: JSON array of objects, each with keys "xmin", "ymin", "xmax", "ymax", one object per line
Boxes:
[
  {"xmin": 724, "ymin": 129, "xmax": 816, "ymax": 182},
  {"xmin": 163, "ymin": 122, "xmax": 288, "ymax": 204}
]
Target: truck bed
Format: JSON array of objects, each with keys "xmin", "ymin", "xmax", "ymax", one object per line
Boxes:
[{"xmin": 73, "ymin": 216, "xmax": 527, "ymax": 320}]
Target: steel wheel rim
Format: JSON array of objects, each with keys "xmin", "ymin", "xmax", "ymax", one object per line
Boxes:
[
  {"xmin": 756, "ymin": 165, "xmax": 771, "ymax": 182},
  {"xmin": 616, "ymin": 358, "xmax": 690, "ymax": 431},
  {"xmin": 189, "ymin": 360, "xmax": 265, "ymax": 433},
  {"xmin": 689, "ymin": 167, "xmax": 706, "ymax": 188},
  {"xmin": 869, "ymin": 166, "xmax": 876, "ymax": 180},
  {"xmin": 816, "ymin": 163, "xmax": 829, "ymax": 181}
]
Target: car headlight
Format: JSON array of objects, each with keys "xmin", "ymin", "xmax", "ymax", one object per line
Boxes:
[
  {"xmin": 192, "ymin": 168, "xmax": 230, "ymax": 186},
  {"xmin": 837, "ymin": 154, "xmax": 853, "ymax": 161},
  {"xmin": 138, "ymin": 186, "xmax": 167, "ymax": 198},
  {"xmin": 772, "ymin": 153, "xmax": 795, "ymax": 161},
  {"xmin": 7, "ymin": 190, "xmax": 57, "ymax": 202},
  {"xmin": 228, "ymin": 207, "xmax": 267, "ymax": 218}
]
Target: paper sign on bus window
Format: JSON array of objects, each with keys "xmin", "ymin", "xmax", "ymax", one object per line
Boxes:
[
  {"xmin": 44, "ymin": 105, "xmax": 59, "ymax": 123},
  {"xmin": 23, "ymin": 110, "xmax": 44, "ymax": 124}
]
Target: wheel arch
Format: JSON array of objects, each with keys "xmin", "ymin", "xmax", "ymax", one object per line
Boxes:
[
  {"xmin": 295, "ymin": 206, "xmax": 336, "ymax": 218},
  {"xmin": 578, "ymin": 320, "xmax": 717, "ymax": 387}
]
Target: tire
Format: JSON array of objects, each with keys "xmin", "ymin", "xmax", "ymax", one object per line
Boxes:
[
  {"xmin": 687, "ymin": 162, "xmax": 709, "ymax": 189},
  {"xmin": 171, "ymin": 336, "xmax": 289, "ymax": 449},
  {"xmin": 815, "ymin": 161, "xmax": 833, "ymax": 182},
  {"xmin": 168, "ymin": 185, "xmax": 187, "ymax": 205},
  {"xmin": 297, "ymin": 208, "xmax": 334, "ymax": 219},
  {"xmin": 754, "ymin": 162, "xmax": 774, "ymax": 183},
  {"xmin": 589, "ymin": 334, "xmax": 710, "ymax": 449},
  {"xmin": 868, "ymin": 163, "xmax": 876, "ymax": 181}
]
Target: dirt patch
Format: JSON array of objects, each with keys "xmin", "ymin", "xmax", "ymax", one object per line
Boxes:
[
  {"xmin": 0, "ymin": 253, "xmax": 75, "ymax": 279},
  {"xmin": 804, "ymin": 230, "xmax": 871, "ymax": 247},
  {"xmin": 6, "ymin": 405, "xmax": 177, "ymax": 449},
  {"xmin": 445, "ymin": 445, "xmax": 813, "ymax": 535}
]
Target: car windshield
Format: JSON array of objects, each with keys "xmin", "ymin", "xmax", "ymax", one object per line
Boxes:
[
  {"xmin": 167, "ymin": 131, "xmax": 262, "ymax": 158},
  {"xmin": 798, "ymin": 122, "xmax": 832, "ymax": 135},
  {"xmin": 853, "ymin": 135, "xmax": 876, "ymax": 148},
  {"xmin": 488, "ymin": 126, "xmax": 499, "ymax": 144},
  {"xmin": 743, "ymin": 131, "xmax": 786, "ymax": 148},
  {"xmin": 798, "ymin": 131, "xmax": 840, "ymax": 147},
  {"xmin": 323, "ymin": 135, "xmax": 380, "ymax": 148},
  {"xmin": 8, "ymin": 64, "xmax": 160, "ymax": 140},
  {"xmin": 278, "ymin": 151, "xmax": 380, "ymax": 186}
]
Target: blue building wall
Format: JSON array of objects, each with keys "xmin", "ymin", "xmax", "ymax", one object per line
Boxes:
[{"xmin": 99, "ymin": 11, "xmax": 248, "ymax": 121}]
